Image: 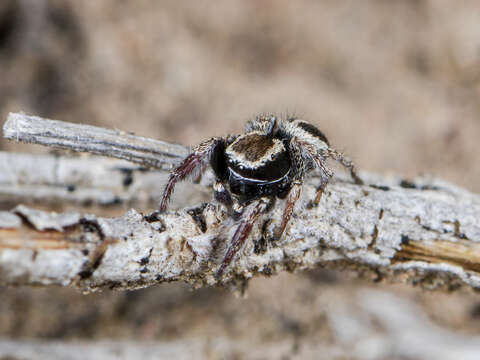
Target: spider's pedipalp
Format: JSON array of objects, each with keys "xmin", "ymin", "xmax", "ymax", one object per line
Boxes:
[{"xmin": 213, "ymin": 180, "xmax": 233, "ymax": 207}]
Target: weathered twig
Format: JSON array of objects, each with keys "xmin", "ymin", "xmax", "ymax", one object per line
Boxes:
[
  {"xmin": 1, "ymin": 113, "xmax": 480, "ymax": 291},
  {"xmin": 3, "ymin": 112, "xmax": 189, "ymax": 170},
  {"xmin": 0, "ymin": 152, "xmax": 171, "ymax": 207},
  {"xmin": 0, "ymin": 175, "xmax": 479, "ymax": 291}
]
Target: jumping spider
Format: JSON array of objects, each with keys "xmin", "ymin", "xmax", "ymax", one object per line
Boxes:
[{"xmin": 159, "ymin": 115, "xmax": 362, "ymax": 277}]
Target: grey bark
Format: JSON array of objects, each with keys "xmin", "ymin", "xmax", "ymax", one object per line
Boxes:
[
  {"xmin": 1, "ymin": 112, "xmax": 480, "ymax": 291},
  {"xmin": 3, "ymin": 112, "xmax": 189, "ymax": 170},
  {"xmin": 0, "ymin": 152, "xmax": 172, "ymax": 207}
]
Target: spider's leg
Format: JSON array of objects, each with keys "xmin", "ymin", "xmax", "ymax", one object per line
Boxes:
[
  {"xmin": 269, "ymin": 137, "xmax": 317, "ymax": 239},
  {"xmin": 273, "ymin": 181, "xmax": 302, "ymax": 240},
  {"xmin": 288, "ymin": 137, "xmax": 332, "ymax": 206},
  {"xmin": 216, "ymin": 198, "xmax": 269, "ymax": 277},
  {"xmin": 325, "ymin": 147, "xmax": 363, "ymax": 185},
  {"xmin": 159, "ymin": 137, "xmax": 223, "ymax": 212},
  {"xmin": 313, "ymin": 165, "xmax": 333, "ymax": 205}
]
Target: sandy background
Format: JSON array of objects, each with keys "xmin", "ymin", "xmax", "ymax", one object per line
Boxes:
[{"xmin": 1, "ymin": 1, "xmax": 480, "ymax": 359}]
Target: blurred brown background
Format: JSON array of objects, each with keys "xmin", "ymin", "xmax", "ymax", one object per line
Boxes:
[{"xmin": 1, "ymin": 1, "xmax": 480, "ymax": 359}]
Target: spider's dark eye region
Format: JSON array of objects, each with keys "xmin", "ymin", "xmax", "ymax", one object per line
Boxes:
[
  {"xmin": 229, "ymin": 151, "xmax": 290, "ymax": 181},
  {"xmin": 296, "ymin": 121, "xmax": 329, "ymax": 145},
  {"xmin": 225, "ymin": 133, "xmax": 291, "ymax": 182}
]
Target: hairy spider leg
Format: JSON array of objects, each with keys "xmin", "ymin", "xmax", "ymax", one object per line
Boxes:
[
  {"xmin": 325, "ymin": 148, "xmax": 363, "ymax": 185},
  {"xmin": 290, "ymin": 137, "xmax": 333, "ymax": 206},
  {"xmin": 159, "ymin": 137, "xmax": 223, "ymax": 213},
  {"xmin": 313, "ymin": 170, "xmax": 332, "ymax": 205},
  {"xmin": 216, "ymin": 198, "xmax": 270, "ymax": 277},
  {"xmin": 274, "ymin": 181, "xmax": 302, "ymax": 240},
  {"xmin": 264, "ymin": 137, "xmax": 302, "ymax": 239},
  {"xmin": 312, "ymin": 151, "xmax": 333, "ymax": 205}
]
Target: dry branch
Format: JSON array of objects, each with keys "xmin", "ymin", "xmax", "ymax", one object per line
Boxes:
[
  {"xmin": 1, "ymin": 112, "xmax": 480, "ymax": 291},
  {"xmin": 0, "ymin": 152, "xmax": 172, "ymax": 207},
  {"xmin": 3, "ymin": 112, "xmax": 189, "ymax": 170}
]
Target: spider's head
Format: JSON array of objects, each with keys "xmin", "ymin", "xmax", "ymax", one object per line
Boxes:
[{"xmin": 223, "ymin": 132, "xmax": 291, "ymax": 201}]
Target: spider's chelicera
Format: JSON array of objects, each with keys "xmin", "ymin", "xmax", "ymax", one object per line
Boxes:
[{"xmin": 159, "ymin": 115, "xmax": 362, "ymax": 277}]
